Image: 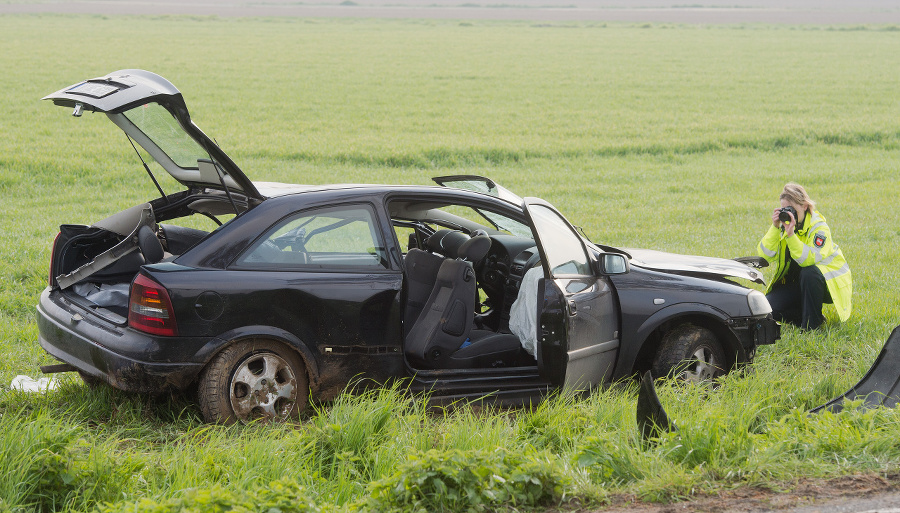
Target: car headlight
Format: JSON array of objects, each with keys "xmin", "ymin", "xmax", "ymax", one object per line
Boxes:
[{"xmin": 747, "ymin": 290, "xmax": 772, "ymax": 315}]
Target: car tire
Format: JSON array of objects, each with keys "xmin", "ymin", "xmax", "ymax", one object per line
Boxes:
[
  {"xmin": 198, "ymin": 339, "xmax": 308, "ymax": 424},
  {"xmin": 652, "ymin": 325, "xmax": 726, "ymax": 383}
]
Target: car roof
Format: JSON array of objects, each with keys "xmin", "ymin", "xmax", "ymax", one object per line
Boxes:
[{"xmin": 254, "ymin": 181, "xmax": 526, "ymax": 207}]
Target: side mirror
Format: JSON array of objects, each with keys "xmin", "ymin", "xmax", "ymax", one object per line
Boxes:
[{"xmin": 596, "ymin": 253, "xmax": 630, "ymax": 276}]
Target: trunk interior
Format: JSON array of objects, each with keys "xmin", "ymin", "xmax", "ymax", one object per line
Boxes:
[
  {"xmin": 50, "ymin": 191, "xmax": 247, "ymax": 322},
  {"xmin": 51, "ymin": 221, "xmax": 210, "ymax": 321}
]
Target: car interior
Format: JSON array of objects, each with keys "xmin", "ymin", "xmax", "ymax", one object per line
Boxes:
[{"xmin": 388, "ymin": 199, "xmax": 544, "ymax": 371}]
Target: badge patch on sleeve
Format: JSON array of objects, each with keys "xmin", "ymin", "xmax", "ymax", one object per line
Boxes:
[{"xmin": 814, "ymin": 233, "xmax": 827, "ymax": 248}]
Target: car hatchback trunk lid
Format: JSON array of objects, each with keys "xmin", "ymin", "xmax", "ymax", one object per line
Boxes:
[{"xmin": 43, "ymin": 69, "xmax": 262, "ymax": 202}]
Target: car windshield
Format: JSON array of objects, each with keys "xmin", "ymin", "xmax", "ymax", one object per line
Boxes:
[
  {"xmin": 123, "ymin": 102, "xmax": 206, "ymax": 169},
  {"xmin": 425, "ymin": 203, "xmax": 531, "ymax": 238},
  {"xmin": 473, "ymin": 208, "xmax": 532, "ymax": 237}
]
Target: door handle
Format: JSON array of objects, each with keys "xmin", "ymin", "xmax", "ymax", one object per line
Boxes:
[{"xmin": 567, "ymin": 299, "xmax": 577, "ymax": 315}]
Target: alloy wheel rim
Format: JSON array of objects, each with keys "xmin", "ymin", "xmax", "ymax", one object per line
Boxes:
[
  {"xmin": 229, "ymin": 352, "xmax": 297, "ymax": 422},
  {"xmin": 682, "ymin": 346, "xmax": 719, "ymax": 382}
]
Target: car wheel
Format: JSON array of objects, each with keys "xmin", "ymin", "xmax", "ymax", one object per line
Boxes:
[
  {"xmin": 652, "ymin": 325, "xmax": 726, "ymax": 383},
  {"xmin": 198, "ymin": 339, "xmax": 308, "ymax": 424}
]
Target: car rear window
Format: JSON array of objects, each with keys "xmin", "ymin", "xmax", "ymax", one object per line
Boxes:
[{"xmin": 123, "ymin": 102, "xmax": 206, "ymax": 169}]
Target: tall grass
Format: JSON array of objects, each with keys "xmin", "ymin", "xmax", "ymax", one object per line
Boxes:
[
  {"xmin": 6, "ymin": 379, "xmax": 900, "ymax": 511},
  {"xmin": 1, "ymin": 13, "xmax": 899, "ymax": 512}
]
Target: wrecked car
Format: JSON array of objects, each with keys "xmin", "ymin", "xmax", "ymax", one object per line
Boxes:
[{"xmin": 37, "ymin": 70, "xmax": 780, "ymax": 424}]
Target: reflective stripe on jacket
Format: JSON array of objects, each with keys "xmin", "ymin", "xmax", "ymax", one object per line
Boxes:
[{"xmin": 757, "ymin": 210, "xmax": 852, "ymax": 321}]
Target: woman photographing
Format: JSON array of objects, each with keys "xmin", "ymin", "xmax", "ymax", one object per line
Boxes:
[{"xmin": 757, "ymin": 183, "xmax": 852, "ymax": 330}]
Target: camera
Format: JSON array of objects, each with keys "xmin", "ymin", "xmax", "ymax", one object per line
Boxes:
[{"xmin": 778, "ymin": 206, "xmax": 797, "ymax": 223}]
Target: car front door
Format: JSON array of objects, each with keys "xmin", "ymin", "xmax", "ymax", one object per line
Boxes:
[{"xmin": 525, "ymin": 199, "xmax": 620, "ymax": 392}]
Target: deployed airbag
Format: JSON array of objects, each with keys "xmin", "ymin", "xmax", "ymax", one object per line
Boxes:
[{"xmin": 509, "ymin": 266, "xmax": 543, "ymax": 358}]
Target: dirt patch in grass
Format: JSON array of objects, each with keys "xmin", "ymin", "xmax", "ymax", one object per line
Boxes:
[{"xmin": 575, "ymin": 473, "xmax": 900, "ymax": 512}]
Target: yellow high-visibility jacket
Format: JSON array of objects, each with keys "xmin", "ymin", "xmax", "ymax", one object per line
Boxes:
[{"xmin": 757, "ymin": 210, "xmax": 852, "ymax": 321}]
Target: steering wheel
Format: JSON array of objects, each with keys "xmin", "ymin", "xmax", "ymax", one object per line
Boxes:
[{"xmin": 272, "ymin": 226, "xmax": 307, "ymax": 252}]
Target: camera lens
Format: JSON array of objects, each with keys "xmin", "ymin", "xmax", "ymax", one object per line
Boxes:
[{"xmin": 778, "ymin": 206, "xmax": 796, "ymax": 223}]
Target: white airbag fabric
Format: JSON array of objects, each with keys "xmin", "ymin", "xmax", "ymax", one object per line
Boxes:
[
  {"xmin": 509, "ymin": 266, "xmax": 543, "ymax": 358},
  {"xmin": 11, "ymin": 375, "xmax": 59, "ymax": 393}
]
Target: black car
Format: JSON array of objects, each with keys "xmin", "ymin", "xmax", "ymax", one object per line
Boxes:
[{"xmin": 37, "ymin": 70, "xmax": 779, "ymax": 423}]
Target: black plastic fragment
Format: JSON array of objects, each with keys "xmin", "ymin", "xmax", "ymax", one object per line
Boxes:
[
  {"xmin": 811, "ymin": 325, "xmax": 900, "ymax": 413},
  {"xmin": 636, "ymin": 371, "xmax": 675, "ymax": 441}
]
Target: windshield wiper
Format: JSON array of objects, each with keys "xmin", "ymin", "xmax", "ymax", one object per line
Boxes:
[{"xmin": 575, "ymin": 225, "xmax": 594, "ymax": 243}]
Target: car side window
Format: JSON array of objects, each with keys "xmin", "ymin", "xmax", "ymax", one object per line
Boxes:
[{"xmin": 236, "ymin": 206, "xmax": 388, "ymax": 269}]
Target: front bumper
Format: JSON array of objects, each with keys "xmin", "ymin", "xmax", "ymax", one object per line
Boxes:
[
  {"xmin": 728, "ymin": 314, "xmax": 781, "ymax": 349},
  {"xmin": 37, "ymin": 288, "xmax": 210, "ymax": 393}
]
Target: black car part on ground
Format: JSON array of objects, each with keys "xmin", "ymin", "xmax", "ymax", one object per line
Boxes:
[
  {"xmin": 636, "ymin": 324, "xmax": 900, "ymax": 441},
  {"xmin": 810, "ymin": 325, "xmax": 900, "ymax": 413},
  {"xmin": 636, "ymin": 371, "xmax": 674, "ymax": 441}
]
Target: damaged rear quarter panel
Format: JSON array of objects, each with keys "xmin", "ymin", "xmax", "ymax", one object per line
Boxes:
[{"xmin": 147, "ymin": 265, "xmax": 405, "ymax": 399}]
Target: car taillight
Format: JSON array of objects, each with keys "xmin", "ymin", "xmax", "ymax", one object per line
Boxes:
[
  {"xmin": 129, "ymin": 274, "xmax": 178, "ymax": 336},
  {"xmin": 49, "ymin": 232, "xmax": 61, "ymax": 286}
]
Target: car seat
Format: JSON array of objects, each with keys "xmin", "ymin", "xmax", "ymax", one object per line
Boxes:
[
  {"xmin": 405, "ymin": 234, "xmax": 522, "ymax": 369},
  {"xmin": 402, "ymin": 229, "xmax": 472, "ymax": 337},
  {"xmin": 403, "ymin": 249, "xmax": 444, "ymax": 337}
]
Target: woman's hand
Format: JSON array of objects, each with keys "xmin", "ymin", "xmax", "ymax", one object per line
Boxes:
[
  {"xmin": 771, "ymin": 208, "xmax": 782, "ymax": 228},
  {"xmin": 772, "ymin": 207, "xmax": 796, "ymax": 236}
]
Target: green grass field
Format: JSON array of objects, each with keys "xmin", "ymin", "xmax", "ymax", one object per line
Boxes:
[{"xmin": 2, "ymin": 13, "xmax": 900, "ymax": 512}]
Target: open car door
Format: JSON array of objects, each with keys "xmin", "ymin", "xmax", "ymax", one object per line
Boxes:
[{"xmin": 524, "ymin": 198, "xmax": 622, "ymax": 392}]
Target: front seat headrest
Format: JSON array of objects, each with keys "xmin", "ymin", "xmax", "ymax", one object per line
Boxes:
[
  {"xmin": 137, "ymin": 225, "xmax": 165, "ymax": 264},
  {"xmin": 426, "ymin": 229, "xmax": 470, "ymax": 258},
  {"xmin": 457, "ymin": 235, "xmax": 491, "ymax": 263}
]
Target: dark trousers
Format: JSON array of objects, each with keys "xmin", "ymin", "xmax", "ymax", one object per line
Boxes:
[{"xmin": 766, "ymin": 265, "xmax": 828, "ymax": 330}]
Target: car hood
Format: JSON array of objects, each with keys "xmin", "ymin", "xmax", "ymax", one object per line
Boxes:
[
  {"xmin": 623, "ymin": 248, "xmax": 765, "ymax": 285},
  {"xmin": 43, "ymin": 69, "xmax": 262, "ymax": 201}
]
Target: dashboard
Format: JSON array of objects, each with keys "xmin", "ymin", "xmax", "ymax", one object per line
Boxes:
[{"xmin": 474, "ymin": 234, "xmax": 539, "ymax": 331}]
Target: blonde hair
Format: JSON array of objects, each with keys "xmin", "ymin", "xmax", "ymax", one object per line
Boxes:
[{"xmin": 780, "ymin": 183, "xmax": 816, "ymax": 212}]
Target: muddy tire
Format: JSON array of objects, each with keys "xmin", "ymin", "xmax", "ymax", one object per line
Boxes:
[
  {"xmin": 198, "ymin": 339, "xmax": 308, "ymax": 424},
  {"xmin": 652, "ymin": 325, "xmax": 726, "ymax": 382}
]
